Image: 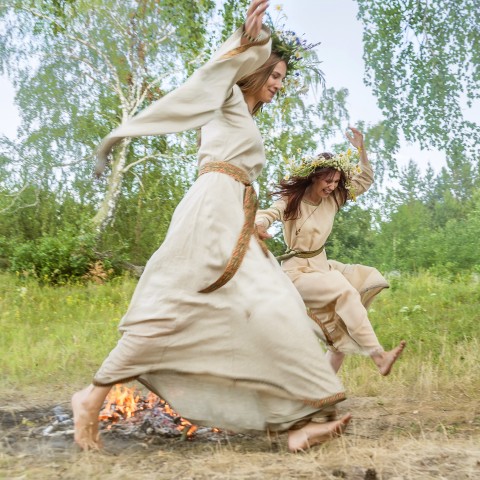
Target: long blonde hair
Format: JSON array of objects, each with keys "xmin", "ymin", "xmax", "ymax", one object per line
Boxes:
[{"xmin": 197, "ymin": 52, "xmax": 287, "ymax": 151}]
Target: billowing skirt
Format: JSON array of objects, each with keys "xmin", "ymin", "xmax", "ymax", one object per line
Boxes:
[
  {"xmin": 93, "ymin": 171, "xmax": 345, "ymax": 432},
  {"xmin": 284, "ymin": 255, "xmax": 389, "ymax": 355}
]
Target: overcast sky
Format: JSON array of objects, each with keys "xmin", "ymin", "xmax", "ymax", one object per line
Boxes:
[
  {"xmin": 0, "ymin": 0, "xmax": 448, "ymax": 171},
  {"xmin": 279, "ymin": 0, "xmax": 448, "ymax": 172}
]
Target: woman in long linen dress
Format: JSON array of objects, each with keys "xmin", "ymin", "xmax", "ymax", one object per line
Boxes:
[
  {"xmin": 72, "ymin": 0, "xmax": 351, "ymax": 453},
  {"xmin": 256, "ymin": 127, "xmax": 406, "ymax": 373}
]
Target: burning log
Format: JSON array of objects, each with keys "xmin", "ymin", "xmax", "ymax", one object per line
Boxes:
[
  {"xmin": 31, "ymin": 384, "xmax": 243, "ymax": 444},
  {"xmin": 98, "ymin": 385, "xmax": 200, "ymax": 439}
]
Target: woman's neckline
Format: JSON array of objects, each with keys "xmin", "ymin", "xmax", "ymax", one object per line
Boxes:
[{"xmin": 302, "ymin": 198, "xmax": 323, "ymax": 207}]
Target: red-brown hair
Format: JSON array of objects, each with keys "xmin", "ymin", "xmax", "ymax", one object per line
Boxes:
[{"xmin": 272, "ymin": 153, "xmax": 350, "ymax": 220}]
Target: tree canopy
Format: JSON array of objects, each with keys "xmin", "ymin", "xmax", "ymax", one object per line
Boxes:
[
  {"xmin": 357, "ymin": 0, "xmax": 480, "ymax": 164},
  {"xmin": 1, "ymin": 1, "xmax": 479, "ymax": 282},
  {"xmin": 1, "ymin": 0, "xmax": 351, "ymax": 280}
]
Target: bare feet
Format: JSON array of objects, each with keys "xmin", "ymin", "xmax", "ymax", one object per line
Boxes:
[
  {"xmin": 72, "ymin": 387, "xmax": 103, "ymax": 451},
  {"xmin": 372, "ymin": 340, "xmax": 407, "ymax": 376},
  {"xmin": 287, "ymin": 413, "xmax": 352, "ymax": 452}
]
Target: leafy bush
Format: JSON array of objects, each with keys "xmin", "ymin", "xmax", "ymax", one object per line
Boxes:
[
  {"xmin": 0, "ymin": 235, "xmax": 11, "ymax": 270},
  {"xmin": 9, "ymin": 230, "xmax": 105, "ymax": 284}
]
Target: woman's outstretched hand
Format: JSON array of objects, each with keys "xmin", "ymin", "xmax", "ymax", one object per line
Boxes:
[
  {"xmin": 345, "ymin": 126, "xmax": 364, "ymax": 151},
  {"xmin": 256, "ymin": 224, "xmax": 272, "ymax": 240},
  {"xmin": 243, "ymin": 0, "xmax": 269, "ymax": 43}
]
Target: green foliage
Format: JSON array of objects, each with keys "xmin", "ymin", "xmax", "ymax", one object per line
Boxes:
[
  {"xmin": 1, "ymin": 0, "xmax": 350, "ymax": 279},
  {"xmin": 100, "ymin": 152, "xmax": 197, "ymax": 265},
  {"xmin": 9, "ymin": 229, "xmax": 101, "ymax": 284},
  {"xmin": 218, "ymin": 0, "xmax": 250, "ymax": 41},
  {"xmin": 326, "ymin": 204, "xmax": 377, "ymax": 264},
  {"xmin": 2, "ymin": 0, "xmax": 478, "ymax": 281},
  {"xmin": 258, "ymin": 144, "xmax": 480, "ymax": 276},
  {"xmin": 263, "ymin": 234, "xmax": 287, "ymax": 258},
  {"xmin": 357, "ymin": 0, "xmax": 480, "ymax": 161},
  {"xmin": 429, "ymin": 191, "xmax": 480, "ymax": 273},
  {"xmin": 367, "ymin": 166, "xmax": 480, "ymax": 274},
  {"xmin": 256, "ymin": 86, "xmax": 350, "ymax": 206},
  {"xmin": 0, "ymin": 0, "xmax": 218, "ymax": 229},
  {"xmin": 1, "ymin": 272, "xmax": 478, "ymax": 398},
  {"xmin": 0, "ymin": 181, "xmax": 98, "ymax": 279},
  {"xmin": 371, "ymin": 200, "xmax": 437, "ymax": 271}
]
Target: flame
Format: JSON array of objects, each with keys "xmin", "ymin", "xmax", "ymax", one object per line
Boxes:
[
  {"xmin": 98, "ymin": 385, "xmax": 140, "ymax": 422},
  {"xmin": 98, "ymin": 384, "xmax": 199, "ymax": 437}
]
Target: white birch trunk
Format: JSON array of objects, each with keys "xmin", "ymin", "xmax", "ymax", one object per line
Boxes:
[{"xmin": 92, "ymin": 138, "xmax": 131, "ymax": 233}]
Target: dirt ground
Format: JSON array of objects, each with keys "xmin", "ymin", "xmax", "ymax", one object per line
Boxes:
[{"xmin": 1, "ymin": 393, "xmax": 479, "ymax": 480}]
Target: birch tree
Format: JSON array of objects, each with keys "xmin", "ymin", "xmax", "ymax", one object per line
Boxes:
[
  {"xmin": 1, "ymin": 0, "xmax": 216, "ymax": 234},
  {"xmin": 1, "ymin": 0, "xmax": 351, "ymax": 273}
]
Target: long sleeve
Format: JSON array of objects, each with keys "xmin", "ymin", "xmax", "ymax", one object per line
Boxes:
[
  {"xmin": 96, "ymin": 26, "xmax": 271, "ymax": 174},
  {"xmin": 255, "ymin": 199, "xmax": 286, "ymax": 229},
  {"xmin": 351, "ymin": 161, "xmax": 374, "ymax": 197}
]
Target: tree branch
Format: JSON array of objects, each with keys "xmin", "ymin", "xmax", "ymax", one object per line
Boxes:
[
  {"xmin": 64, "ymin": 52, "xmax": 118, "ymax": 94},
  {"xmin": 0, "ymin": 183, "xmax": 39, "ymax": 214},
  {"xmin": 20, "ymin": 6, "xmax": 129, "ymax": 107},
  {"xmin": 122, "ymin": 153, "xmax": 176, "ymax": 173}
]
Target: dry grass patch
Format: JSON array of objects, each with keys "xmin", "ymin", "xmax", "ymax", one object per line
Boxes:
[{"xmin": 1, "ymin": 393, "xmax": 479, "ymax": 479}]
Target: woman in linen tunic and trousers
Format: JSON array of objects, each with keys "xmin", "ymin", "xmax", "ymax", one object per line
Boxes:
[
  {"xmin": 256, "ymin": 127, "xmax": 406, "ymax": 374},
  {"xmin": 72, "ymin": 0, "xmax": 350, "ymax": 453}
]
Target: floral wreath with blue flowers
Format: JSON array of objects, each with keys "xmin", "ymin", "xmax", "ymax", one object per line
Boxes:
[{"xmin": 266, "ymin": 8, "xmax": 324, "ymax": 92}]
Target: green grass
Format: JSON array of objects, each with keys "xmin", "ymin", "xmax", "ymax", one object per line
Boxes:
[
  {"xmin": 339, "ymin": 271, "xmax": 480, "ymax": 396},
  {"xmin": 0, "ymin": 273, "xmax": 135, "ymax": 389},
  {"xmin": 2, "ymin": 271, "xmax": 479, "ymax": 480},
  {"xmin": 1, "ymin": 271, "xmax": 479, "ymax": 399}
]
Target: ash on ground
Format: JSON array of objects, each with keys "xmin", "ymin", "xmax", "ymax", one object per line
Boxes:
[{"xmin": 1, "ymin": 394, "xmax": 249, "ymax": 453}]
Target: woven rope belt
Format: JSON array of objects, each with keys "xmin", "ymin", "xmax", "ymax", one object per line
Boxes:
[
  {"xmin": 275, "ymin": 245, "xmax": 325, "ymax": 262},
  {"xmin": 198, "ymin": 162, "xmax": 268, "ymax": 294},
  {"xmin": 306, "ymin": 309, "xmax": 336, "ymax": 348}
]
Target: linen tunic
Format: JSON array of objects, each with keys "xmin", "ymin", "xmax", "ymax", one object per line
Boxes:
[
  {"xmin": 256, "ymin": 163, "xmax": 389, "ymax": 354},
  {"xmin": 93, "ymin": 27, "xmax": 345, "ymax": 432}
]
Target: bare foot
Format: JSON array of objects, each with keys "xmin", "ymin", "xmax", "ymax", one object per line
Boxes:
[
  {"xmin": 372, "ymin": 340, "xmax": 407, "ymax": 376},
  {"xmin": 287, "ymin": 413, "xmax": 352, "ymax": 452},
  {"xmin": 72, "ymin": 387, "xmax": 103, "ymax": 451}
]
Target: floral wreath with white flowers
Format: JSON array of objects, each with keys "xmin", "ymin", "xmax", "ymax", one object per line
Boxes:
[{"xmin": 284, "ymin": 148, "xmax": 362, "ymax": 200}]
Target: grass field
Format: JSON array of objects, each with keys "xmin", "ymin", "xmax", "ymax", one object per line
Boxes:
[{"xmin": 1, "ymin": 271, "xmax": 479, "ymax": 479}]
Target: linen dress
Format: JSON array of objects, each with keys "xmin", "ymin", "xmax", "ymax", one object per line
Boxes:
[
  {"xmin": 93, "ymin": 26, "xmax": 345, "ymax": 433},
  {"xmin": 255, "ymin": 163, "xmax": 389, "ymax": 354}
]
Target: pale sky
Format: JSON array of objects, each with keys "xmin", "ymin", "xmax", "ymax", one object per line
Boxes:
[
  {"xmin": 0, "ymin": 0, "xmax": 448, "ymax": 172},
  {"xmin": 279, "ymin": 0, "xmax": 447, "ymax": 172}
]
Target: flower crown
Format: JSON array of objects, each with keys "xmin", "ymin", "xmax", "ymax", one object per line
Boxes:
[
  {"xmin": 265, "ymin": 10, "xmax": 324, "ymax": 90},
  {"xmin": 285, "ymin": 149, "xmax": 362, "ymax": 200},
  {"xmin": 270, "ymin": 28, "xmax": 320, "ymax": 73}
]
